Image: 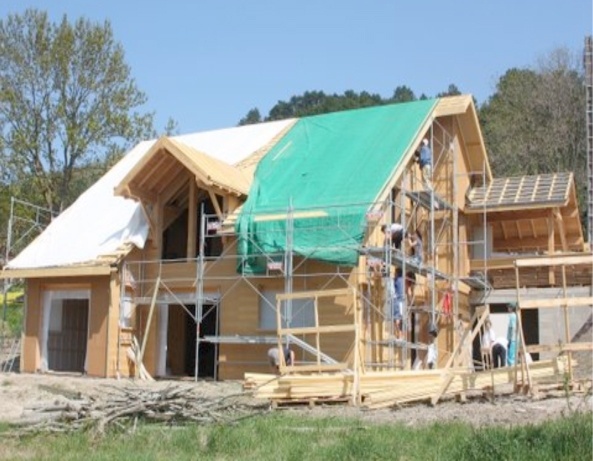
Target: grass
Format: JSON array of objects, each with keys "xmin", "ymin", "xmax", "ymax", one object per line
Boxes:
[{"xmin": 0, "ymin": 411, "xmax": 590, "ymax": 460}]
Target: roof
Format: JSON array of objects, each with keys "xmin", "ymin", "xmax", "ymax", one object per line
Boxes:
[
  {"xmin": 434, "ymin": 95, "xmax": 492, "ymax": 183},
  {"xmin": 237, "ymin": 99, "xmax": 438, "ymax": 269},
  {"xmin": 2, "ymin": 119, "xmax": 295, "ymax": 274},
  {"xmin": 115, "ymin": 137, "xmax": 252, "ymax": 200},
  {"xmin": 466, "ymin": 172, "xmax": 573, "ymax": 211},
  {"xmin": 466, "ymin": 173, "xmax": 585, "ymax": 253},
  {"xmin": 2, "ymin": 95, "xmax": 492, "ymax": 276}
]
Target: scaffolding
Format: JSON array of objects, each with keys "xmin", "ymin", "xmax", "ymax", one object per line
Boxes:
[{"xmin": 2, "ymin": 197, "xmax": 55, "ymax": 372}]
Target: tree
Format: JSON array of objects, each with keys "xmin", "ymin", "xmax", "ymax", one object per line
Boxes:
[
  {"xmin": 480, "ymin": 47, "xmax": 587, "ymax": 223},
  {"xmin": 0, "ymin": 9, "xmax": 155, "ymax": 214},
  {"xmin": 390, "ymin": 85, "xmax": 416, "ymax": 103},
  {"xmin": 238, "ymin": 108, "xmax": 262, "ymax": 126},
  {"xmin": 436, "ymin": 83, "xmax": 462, "ymax": 98},
  {"xmin": 239, "ymin": 85, "xmax": 469, "ymax": 125}
]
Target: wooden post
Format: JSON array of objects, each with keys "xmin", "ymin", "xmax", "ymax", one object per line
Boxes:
[
  {"xmin": 516, "ymin": 304, "xmax": 533, "ymax": 395},
  {"xmin": 561, "ymin": 265, "xmax": 573, "ymax": 380},
  {"xmin": 314, "ymin": 296, "xmax": 320, "ymax": 367},
  {"xmin": 547, "ymin": 210, "xmax": 555, "ymax": 285},
  {"xmin": 137, "ymin": 276, "xmax": 160, "ymax": 379},
  {"xmin": 187, "ymin": 179, "xmax": 197, "ymax": 258},
  {"xmin": 353, "ymin": 288, "xmax": 361, "ymax": 405}
]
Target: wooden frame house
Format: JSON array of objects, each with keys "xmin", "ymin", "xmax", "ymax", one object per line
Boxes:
[{"xmin": 2, "ymin": 96, "xmax": 591, "ymax": 406}]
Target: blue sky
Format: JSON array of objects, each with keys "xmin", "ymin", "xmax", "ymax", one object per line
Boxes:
[{"xmin": 1, "ymin": 1, "xmax": 592, "ymax": 134}]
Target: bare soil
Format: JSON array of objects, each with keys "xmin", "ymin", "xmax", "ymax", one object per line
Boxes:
[{"xmin": 0, "ymin": 372, "xmax": 590, "ymax": 428}]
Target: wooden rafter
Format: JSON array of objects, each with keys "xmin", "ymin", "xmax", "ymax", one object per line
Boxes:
[
  {"xmin": 208, "ymin": 189, "xmax": 223, "ymax": 220},
  {"xmin": 500, "ymin": 221, "xmax": 508, "ymax": 240},
  {"xmin": 553, "ymin": 207, "xmax": 568, "ymax": 251}
]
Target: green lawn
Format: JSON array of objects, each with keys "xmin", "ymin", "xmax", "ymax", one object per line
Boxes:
[{"xmin": 0, "ymin": 411, "xmax": 590, "ymax": 460}]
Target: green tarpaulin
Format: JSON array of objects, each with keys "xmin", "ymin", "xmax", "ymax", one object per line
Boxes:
[{"xmin": 237, "ymin": 99, "xmax": 437, "ymax": 273}]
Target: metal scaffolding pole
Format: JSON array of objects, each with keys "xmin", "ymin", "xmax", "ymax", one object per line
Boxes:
[{"xmin": 195, "ymin": 203, "xmax": 206, "ymax": 381}]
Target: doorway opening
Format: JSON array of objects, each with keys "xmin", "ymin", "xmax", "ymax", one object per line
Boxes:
[
  {"xmin": 47, "ymin": 298, "xmax": 89, "ymax": 372},
  {"xmin": 166, "ymin": 303, "xmax": 218, "ymax": 379}
]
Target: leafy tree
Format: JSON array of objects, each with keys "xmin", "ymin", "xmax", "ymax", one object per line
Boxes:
[
  {"xmin": 238, "ymin": 108, "xmax": 262, "ymax": 126},
  {"xmin": 436, "ymin": 84, "xmax": 461, "ymax": 98},
  {"xmin": 390, "ymin": 85, "xmax": 416, "ymax": 103},
  {"xmin": 0, "ymin": 9, "xmax": 155, "ymax": 215},
  {"xmin": 163, "ymin": 117, "xmax": 180, "ymax": 136},
  {"xmin": 480, "ymin": 47, "xmax": 587, "ymax": 223}
]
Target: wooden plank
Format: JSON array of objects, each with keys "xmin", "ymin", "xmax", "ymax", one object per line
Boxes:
[
  {"xmin": 0, "ymin": 265, "xmax": 113, "ymax": 279},
  {"xmin": 254, "ymin": 210, "xmax": 328, "ymax": 222},
  {"xmin": 282, "ymin": 363, "xmax": 348, "ymax": 373},
  {"xmin": 526, "ymin": 342, "xmax": 593, "ymax": 353},
  {"xmin": 279, "ymin": 324, "xmax": 356, "ymax": 335},
  {"xmin": 187, "ymin": 179, "xmax": 197, "ymax": 258},
  {"xmin": 277, "ymin": 288, "xmax": 353, "ymax": 301},
  {"xmin": 515, "ymin": 254, "xmax": 593, "ymax": 268},
  {"xmin": 519, "ymin": 297, "xmax": 593, "ymax": 309}
]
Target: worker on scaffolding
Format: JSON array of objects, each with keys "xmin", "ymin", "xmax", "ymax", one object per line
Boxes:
[
  {"xmin": 417, "ymin": 138, "xmax": 433, "ymax": 190},
  {"xmin": 392, "ymin": 268, "xmax": 405, "ymax": 340},
  {"xmin": 407, "ymin": 230, "xmax": 423, "ymax": 265},
  {"xmin": 381, "ymin": 223, "xmax": 404, "ymax": 250},
  {"xmin": 426, "ymin": 324, "xmax": 438, "ymax": 369}
]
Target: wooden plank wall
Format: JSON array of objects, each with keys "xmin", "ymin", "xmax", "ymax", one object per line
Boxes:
[{"xmin": 22, "ymin": 275, "xmax": 111, "ymax": 377}]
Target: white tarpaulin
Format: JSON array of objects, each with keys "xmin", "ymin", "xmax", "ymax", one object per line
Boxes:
[{"xmin": 7, "ymin": 119, "xmax": 295, "ymax": 270}]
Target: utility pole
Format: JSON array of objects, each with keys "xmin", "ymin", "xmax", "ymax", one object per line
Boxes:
[{"xmin": 585, "ymin": 36, "xmax": 593, "ymax": 244}]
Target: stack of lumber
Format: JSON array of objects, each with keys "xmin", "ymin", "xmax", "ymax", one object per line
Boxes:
[{"xmin": 244, "ymin": 357, "xmax": 574, "ymax": 409}]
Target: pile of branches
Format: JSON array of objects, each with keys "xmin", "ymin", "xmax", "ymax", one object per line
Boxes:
[{"xmin": 10, "ymin": 384, "xmax": 265, "ymax": 436}]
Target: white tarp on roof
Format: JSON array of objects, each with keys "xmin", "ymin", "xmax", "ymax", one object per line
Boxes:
[{"xmin": 6, "ymin": 119, "xmax": 295, "ymax": 270}]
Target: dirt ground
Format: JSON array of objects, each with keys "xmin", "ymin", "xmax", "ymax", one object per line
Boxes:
[{"xmin": 0, "ymin": 372, "xmax": 591, "ymax": 428}]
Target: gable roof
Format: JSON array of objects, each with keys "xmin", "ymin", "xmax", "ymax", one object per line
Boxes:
[
  {"xmin": 2, "ymin": 119, "xmax": 295, "ymax": 274},
  {"xmin": 237, "ymin": 99, "xmax": 439, "ymax": 269},
  {"xmin": 115, "ymin": 137, "xmax": 252, "ymax": 200}
]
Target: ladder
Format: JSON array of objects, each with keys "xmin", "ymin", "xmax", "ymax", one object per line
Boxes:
[{"xmin": 1, "ymin": 335, "xmax": 21, "ymax": 373}]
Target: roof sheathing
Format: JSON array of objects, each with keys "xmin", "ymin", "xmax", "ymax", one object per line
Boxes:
[{"xmin": 466, "ymin": 173, "xmax": 573, "ymax": 211}]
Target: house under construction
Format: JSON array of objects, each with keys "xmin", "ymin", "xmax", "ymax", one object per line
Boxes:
[{"xmin": 1, "ymin": 95, "xmax": 591, "ymax": 407}]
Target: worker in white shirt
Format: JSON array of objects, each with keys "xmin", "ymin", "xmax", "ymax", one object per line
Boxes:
[{"xmin": 381, "ymin": 223, "xmax": 404, "ymax": 250}]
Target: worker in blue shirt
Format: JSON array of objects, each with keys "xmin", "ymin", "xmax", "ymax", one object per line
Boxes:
[
  {"xmin": 392, "ymin": 268, "xmax": 405, "ymax": 339},
  {"xmin": 506, "ymin": 302, "xmax": 518, "ymax": 365},
  {"xmin": 419, "ymin": 138, "xmax": 433, "ymax": 190}
]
